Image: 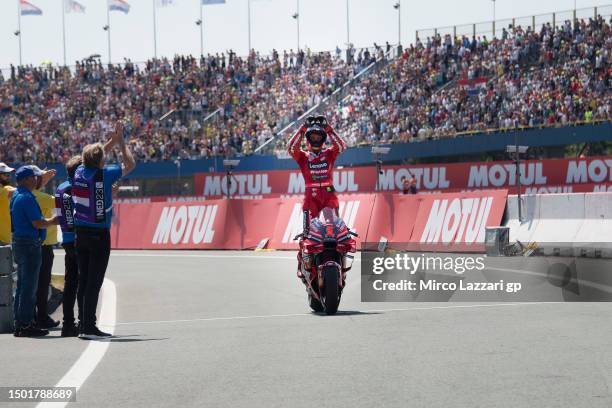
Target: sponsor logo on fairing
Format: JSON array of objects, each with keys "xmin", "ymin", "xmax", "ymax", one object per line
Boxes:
[
  {"xmin": 152, "ymin": 205, "xmax": 217, "ymax": 244},
  {"xmin": 281, "ymin": 201, "xmax": 360, "ymax": 244},
  {"xmin": 420, "ymin": 197, "xmax": 493, "ymax": 244}
]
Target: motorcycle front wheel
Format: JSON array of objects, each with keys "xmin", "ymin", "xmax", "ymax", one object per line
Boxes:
[{"xmin": 321, "ymin": 265, "xmax": 340, "ymax": 315}]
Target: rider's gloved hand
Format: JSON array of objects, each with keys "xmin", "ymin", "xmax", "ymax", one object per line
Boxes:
[
  {"xmin": 305, "ymin": 116, "xmax": 317, "ymax": 127},
  {"xmin": 299, "ymin": 123, "xmax": 309, "ymax": 135}
]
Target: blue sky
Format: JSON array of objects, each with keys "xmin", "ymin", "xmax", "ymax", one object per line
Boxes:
[{"xmin": 0, "ymin": 0, "xmax": 610, "ymax": 71}]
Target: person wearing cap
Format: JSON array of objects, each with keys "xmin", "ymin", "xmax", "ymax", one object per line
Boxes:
[
  {"xmin": 10, "ymin": 165, "xmax": 59, "ymax": 337},
  {"xmin": 0, "ymin": 162, "xmax": 16, "ymax": 246},
  {"xmin": 74, "ymin": 122, "xmax": 135, "ymax": 339},
  {"xmin": 31, "ymin": 166, "xmax": 61, "ymax": 330}
]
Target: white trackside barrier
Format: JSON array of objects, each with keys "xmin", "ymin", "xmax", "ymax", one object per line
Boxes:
[
  {"xmin": 505, "ymin": 192, "xmax": 612, "ymax": 257},
  {"xmin": 505, "ymin": 194, "xmax": 541, "ymax": 243},
  {"xmin": 573, "ymin": 193, "xmax": 612, "ymax": 257},
  {"xmin": 536, "ymin": 193, "xmax": 586, "ymax": 243}
]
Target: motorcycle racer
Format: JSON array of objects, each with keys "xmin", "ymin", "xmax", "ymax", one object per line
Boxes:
[
  {"xmin": 286, "ymin": 115, "xmax": 347, "ymax": 236},
  {"xmin": 287, "ymin": 115, "xmax": 347, "ymax": 282}
]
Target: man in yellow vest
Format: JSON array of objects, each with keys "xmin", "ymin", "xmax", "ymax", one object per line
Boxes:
[
  {"xmin": 32, "ymin": 166, "xmax": 60, "ymax": 329},
  {"xmin": 0, "ymin": 163, "xmax": 16, "ymax": 246}
]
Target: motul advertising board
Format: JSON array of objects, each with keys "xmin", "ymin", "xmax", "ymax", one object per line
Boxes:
[
  {"xmin": 364, "ymin": 190, "xmax": 507, "ymax": 252},
  {"xmin": 111, "ymin": 190, "xmax": 508, "ymax": 252},
  {"xmin": 191, "ymin": 156, "xmax": 612, "ymax": 198},
  {"xmin": 409, "ymin": 190, "xmax": 508, "ymax": 252},
  {"xmin": 113, "ymin": 200, "xmax": 230, "ymax": 249}
]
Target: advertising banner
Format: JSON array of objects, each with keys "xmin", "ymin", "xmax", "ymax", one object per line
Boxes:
[
  {"xmin": 191, "ymin": 156, "xmax": 612, "ymax": 199},
  {"xmin": 110, "ymin": 191, "xmax": 507, "ymax": 251}
]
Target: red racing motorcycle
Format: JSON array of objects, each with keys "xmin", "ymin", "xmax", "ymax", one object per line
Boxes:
[{"xmin": 295, "ymin": 208, "xmax": 357, "ymax": 315}]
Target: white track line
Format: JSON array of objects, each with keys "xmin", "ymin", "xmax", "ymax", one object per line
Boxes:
[
  {"xmin": 116, "ymin": 302, "xmax": 561, "ymax": 326},
  {"xmin": 53, "ymin": 252, "xmax": 361, "ymax": 261},
  {"xmin": 107, "ymin": 254, "xmax": 298, "ymax": 260},
  {"xmin": 37, "ymin": 279, "xmax": 117, "ymax": 408}
]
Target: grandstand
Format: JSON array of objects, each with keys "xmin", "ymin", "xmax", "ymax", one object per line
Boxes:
[{"xmin": 0, "ymin": 5, "xmax": 610, "ymax": 185}]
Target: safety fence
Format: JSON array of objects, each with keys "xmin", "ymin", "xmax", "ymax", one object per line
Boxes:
[{"xmin": 416, "ymin": 5, "xmax": 612, "ymax": 41}]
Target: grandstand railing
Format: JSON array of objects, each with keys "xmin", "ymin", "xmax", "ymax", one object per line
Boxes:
[
  {"xmin": 344, "ymin": 118, "xmax": 611, "ymax": 149},
  {"xmin": 415, "ymin": 5, "xmax": 612, "ymax": 41},
  {"xmin": 0, "ymin": 44, "xmax": 396, "ymax": 79}
]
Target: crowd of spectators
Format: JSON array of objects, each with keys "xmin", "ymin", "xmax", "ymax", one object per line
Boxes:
[
  {"xmin": 0, "ymin": 15, "xmax": 610, "ymax": 163},
  {"xmin": 326, "ymin": 15, "xmax": 611, "ymax": 144},
  {"xmin": 0, "ymin": 48, "xmax": 376, "ymax": 163}
]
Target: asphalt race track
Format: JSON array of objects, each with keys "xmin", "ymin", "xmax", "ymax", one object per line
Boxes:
[{"xmin": 2, "ymin": 250, "xmax": 612, "ymax": 408}]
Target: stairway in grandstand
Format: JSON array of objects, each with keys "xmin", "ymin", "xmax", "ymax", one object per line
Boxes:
[{"xmin": 255, "ymin": 46, "xmax": 403, "ymax": 156}]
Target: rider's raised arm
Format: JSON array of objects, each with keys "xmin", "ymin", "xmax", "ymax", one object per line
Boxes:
[
  {"xmin": 327, "ymin": 126, "xmax": 347, "ymax": 157},
  {"xmin": 287, "ymin": 126, "xmax": 306, "ymax": 162}
]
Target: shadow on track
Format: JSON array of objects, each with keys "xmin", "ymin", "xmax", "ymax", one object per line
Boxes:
[
  {"xmin": 312, "ymin": 310, "xmax": 382, "ymax": 317},
  {"xmin": 105, "ymin": 337, "xmax": 168, "ymax": 343},
  {"xmin": 80, "ymin": 334, "xmax": 169, "ymax": 343}
]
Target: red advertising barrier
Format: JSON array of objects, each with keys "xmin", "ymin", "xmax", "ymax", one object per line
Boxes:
[
  {"xmin": 365, "ymin": 194, "xmax": 421, "ymax": 245},
  {"xmin": 410, "ymin": 190, "xmax": 508, "ymax": 252},
  {"xmin": 190, "ymin": 156, "xmax": 612, "ymax": 199},
  {"xmin": 111, "ymin": 190, "xmax": 508, "ymax": 252},
  {"xmin": 266, "ymin": 194, "xmax": 376, "ymax": 250}
]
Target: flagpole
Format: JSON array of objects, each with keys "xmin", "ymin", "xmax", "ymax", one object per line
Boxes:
[
  {"xmin": 17, "ymin": 0, "xmax": 23, "ymax": 66},
  {"xmin": 346, "ymin": 0, "xmax": 349, "ymax": 47},
  {"xmin": 61, "ymin": 0, "xmax": 67, "ymax": 66},
  {"xmin": 199, "ymin": 0, "xmax": 203, "ymax": 56},
  {"xmin": 106, "ymin": 1, "xmax": 111, "ymax": 64},
  {"xmin": 247, "ymin": 0, "xmax": 251, "ymax": 53},
  {"xmin": 296, "ymin": 0, "xmax": 300, "ymax": 51},
  {"xmin": 152, "ymin": 0, "xmax": 158, "ymax": 58}
]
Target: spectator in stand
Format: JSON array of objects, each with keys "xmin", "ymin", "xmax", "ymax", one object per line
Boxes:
[
  {"xmin": 0, "ymin": 163, "xmax": 16, "ymax": 246},
  {"xmin": 401, "ymin": 175, "xmax": 417, "ymax": 194}
]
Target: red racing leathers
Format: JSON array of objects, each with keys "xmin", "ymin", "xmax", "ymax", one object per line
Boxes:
[{"xmin": 287, "ymin": 126, "xmax": 347, "ymax": 218}]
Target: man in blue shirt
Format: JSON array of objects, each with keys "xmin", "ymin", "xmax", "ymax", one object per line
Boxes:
[
  {"xmin": 74, "ymin": 122, "xmax": 135, "ymax": 339},
  {"xmin": 55, "ymin": 156, "xmax": 83, "ymax": 337},
  {"xmin": 10, "ymin": 165, "xmax": 59, "ymax": 337}
]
